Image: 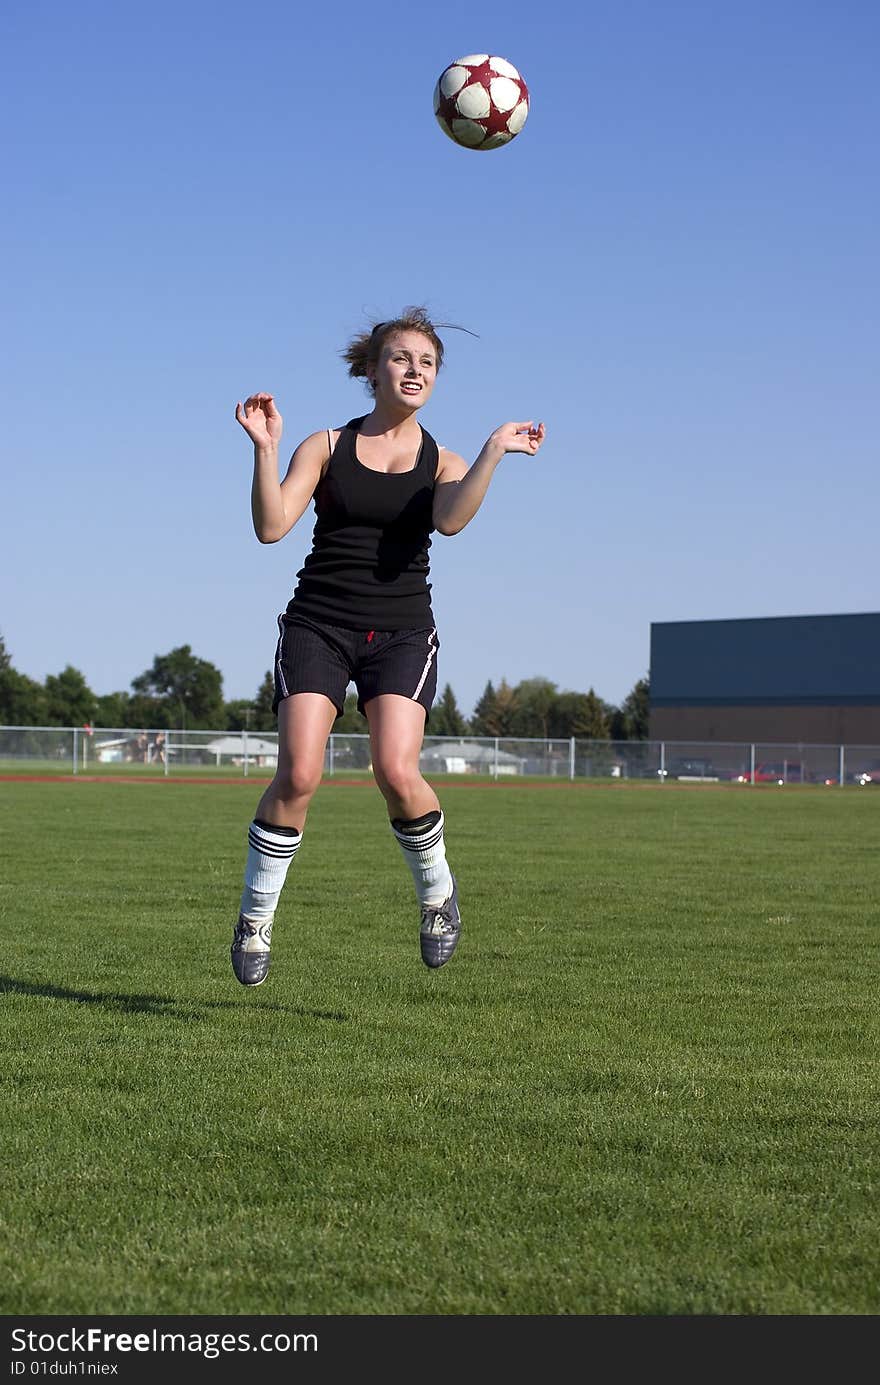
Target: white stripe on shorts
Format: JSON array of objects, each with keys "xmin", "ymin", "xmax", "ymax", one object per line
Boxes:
[
  {"xmin": 274, "ymin": 614, "xmax": 289, "ymax": 701},
  {"xmin": 412, "ymin": 628, "xmax": 438, "ymax": 701}
]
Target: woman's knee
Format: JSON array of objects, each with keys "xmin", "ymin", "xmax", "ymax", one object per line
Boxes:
[
  {"xmin": 373, "ymin": 755, "xmax": 422, "ymax": 802},
  {"xmin": 273, "ymin": 759, "xmax": 323, "ymax": 803}
]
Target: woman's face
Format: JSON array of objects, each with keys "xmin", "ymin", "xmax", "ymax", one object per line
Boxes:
[{"xmin": 373, "ymin": 330, "xmax": 438, "ymax": 410}]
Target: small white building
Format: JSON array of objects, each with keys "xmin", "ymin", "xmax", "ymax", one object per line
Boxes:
[
  {"xmin": 205, "ymin": 735, "xmax": 279, "ymax": 768},
  {"xmin": 94, "ymin": 735, "xmax": 135, "ymax": 763},
  {"xmin": 420, "ymin": 740, "xmax": 523, "ymax": 776}
]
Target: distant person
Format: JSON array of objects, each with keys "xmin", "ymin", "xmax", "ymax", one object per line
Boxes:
[
  {"xmin": 151, "ymin": 732, "xmax": 166, "ymax": 765},
  {"xmin": 231, "ymin": 306, "xmax": 545, "ymax": 986}
]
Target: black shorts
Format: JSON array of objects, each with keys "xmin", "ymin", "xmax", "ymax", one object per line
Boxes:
[{"xmin": 272, "ymin": 614, "xmax": 439, "ymax": 719}]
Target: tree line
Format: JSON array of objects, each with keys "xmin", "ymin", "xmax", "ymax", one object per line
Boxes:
[{"xmin": 0, "ymin": 632, "xmax": 649, "ymax": 740}]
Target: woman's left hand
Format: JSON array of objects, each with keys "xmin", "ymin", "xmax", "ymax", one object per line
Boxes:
[{"xmin": 489, "ymin": 421, "xmax": 546, "ymax": 455}]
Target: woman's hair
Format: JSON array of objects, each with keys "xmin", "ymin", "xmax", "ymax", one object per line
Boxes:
[{"xmin": 342, "ymin": 306, "xmax": 446, "ymax": 388}]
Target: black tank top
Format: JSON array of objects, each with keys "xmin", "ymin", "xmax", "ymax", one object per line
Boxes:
[{"xmin": 286, "ymin": 416, "xmax": 439, "ymax": 629}]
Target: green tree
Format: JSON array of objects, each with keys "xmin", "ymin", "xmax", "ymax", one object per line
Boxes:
[
  {"xmin": 334, "ymin": 692, "xmax": 368, "ymax": 733},
  {"xmin": 493, "ymin": 679, "xmax": 520, "ymax": 736},
  {"xmin": 128, "ymin": 693, "xmax": 169, "ymax": 729},
  {"xmin": 430, "ymin": 683, "xmax": 468, "ymax": 737},
  {"xmin": 511, "ymin": 677, "xmax": 558, "ymax": 738},
  {"xmin": 0, "ymin": 666, "xmax": 48, "ymax": 725},
  {"xmin": 609, "ymin": 675, "xmax": 650, "ymax": 740},
  {"xmin": 93, "ymin": 691, "xmax": 135, "ymax": 728},
  {"xmin": 579, "ymin": 688, "xmax": 612, "ymax": 739},
  {"xmin": 45, "ymin": 665, "xmax": 96, "ymax": 726},
  {"xmin": 252, "ymin": 671, "xmax": 276, "ymax": 731},
  {"xmin": 226, "ymin": 671, "xmax": 278, "ymax": 732},
  {"xmin": 0, "ymin": 634, "xmax": 48, "ymax": 724},
  {"xmin": 131, "ymin": 645, "xmax": 224, "ymax": 729},
  {"xmin": 470, "ymin": 680, "xmax": 497, "ymax": 736},
  {"xmin": 225, "ymin": 699, "xmax": 256, "ymax": 732},
  {"xmin": 549, "ymin": 690, "xmax": 610, "ymax": 739},
  {"xmin": 471, "ymin": 678, "xmax": 519, "ymax": 736}
]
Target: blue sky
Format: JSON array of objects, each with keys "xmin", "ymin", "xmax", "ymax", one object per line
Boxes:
[{"xmin": 2, "ymin": 0, "xmax": 877, "ymax": 719}]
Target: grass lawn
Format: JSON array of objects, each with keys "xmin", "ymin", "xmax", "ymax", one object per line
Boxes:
[{"xmin": 1, "ymin": 778, "xmax": 878, "ymax": 1315}]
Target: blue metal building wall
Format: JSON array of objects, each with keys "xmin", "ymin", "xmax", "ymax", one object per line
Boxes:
[{"xmin": 650, "ymin": 613, "xmax": 880, "ymax": 708}]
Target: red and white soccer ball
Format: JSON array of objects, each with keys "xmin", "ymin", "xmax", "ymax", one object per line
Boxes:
[{"xmin": 433, "ymin": 54, "xmax": 530, "ymax": 151}]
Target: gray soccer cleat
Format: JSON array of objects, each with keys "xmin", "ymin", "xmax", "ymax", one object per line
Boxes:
[
  {"xmin": 419, "ymin": 876, "xmax": 461, "ymax": 969},
  {"xmin": 231, "ymin": 913, "xmax": 273, "ymax": 986}
]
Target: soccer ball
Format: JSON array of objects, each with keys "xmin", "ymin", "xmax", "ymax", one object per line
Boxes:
[{"xmin": 433, "ymin": 54, "xmax": 530, "ymax": 151}]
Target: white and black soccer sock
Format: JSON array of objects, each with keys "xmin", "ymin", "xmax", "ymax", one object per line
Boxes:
[
  {"xmin": 391, "ymin": 809, "xmax": 453, "ymax": 909},
  {"xmin": 239, "ymin": 818, "xmax": 302, "ymax": 921}
]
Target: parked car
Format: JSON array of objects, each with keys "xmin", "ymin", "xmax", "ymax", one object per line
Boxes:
[
  {"xmin": 669, "ymin": 757, "xmax": 720, "ymax": 781},
  {"xmin": 738, "ymin": 762, "xmax": 807, "ymax": 784}
]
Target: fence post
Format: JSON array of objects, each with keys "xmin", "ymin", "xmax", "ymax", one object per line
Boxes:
[
  {"xmin": 569, "ymin": 736, "xmax": 575, "ymax": 780},
  {"xmin": 660, "ymin": 741, "xmax": 665, "ymax": 783},
  {"xmin": 494, "ymin": 738, "xmax": 499, "ymax": 779},
  {"xmin": 73, "ymin": 726, "xmax": 78, "ymax": 776},
  {"xmin": 242, "ymin": 729, "xmax": 249, "ymax": 778},
  {"xmin": 328, "ymin": 734, "xmax": 334, "ymax": 776},
  {"xmin": 839, "ymin": 744, "xmax": 845, "ymax": 787},
  {"xmin": 750, "ymin": 744, "xmax": 756, "ymax": 784}
]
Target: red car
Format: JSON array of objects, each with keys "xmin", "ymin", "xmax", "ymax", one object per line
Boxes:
[{"xmin": 738, "ymin": 762, "xmax": 806, "ymax": 785}]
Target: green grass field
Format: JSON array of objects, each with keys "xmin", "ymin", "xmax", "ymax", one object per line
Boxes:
[{"xmin": 1, "ymin": 777, "xmax": 878, "ymax": 1315}]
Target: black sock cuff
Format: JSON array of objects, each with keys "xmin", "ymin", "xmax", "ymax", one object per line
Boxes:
[
  {"xmin": 391, "ymin": 810, "xmax": 442, "ymax": 836},
  {"xmin": 253, "ymin": 818, "xmax": 301, "ymax": 838}
]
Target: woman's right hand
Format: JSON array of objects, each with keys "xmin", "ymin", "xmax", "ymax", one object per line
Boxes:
[{"xmin": 235, "ymin": 392, "xmax": 283, "ymax": 448}]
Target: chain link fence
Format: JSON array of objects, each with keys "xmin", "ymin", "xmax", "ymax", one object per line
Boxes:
[{"xmin": 1, "ymin": 725, "xmax": 879, "ymax": 786}]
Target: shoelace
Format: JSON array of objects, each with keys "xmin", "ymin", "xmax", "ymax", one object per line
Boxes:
[{"xmin": 421, "ymin": 905, "xmax": 455, "ymax": 936}]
